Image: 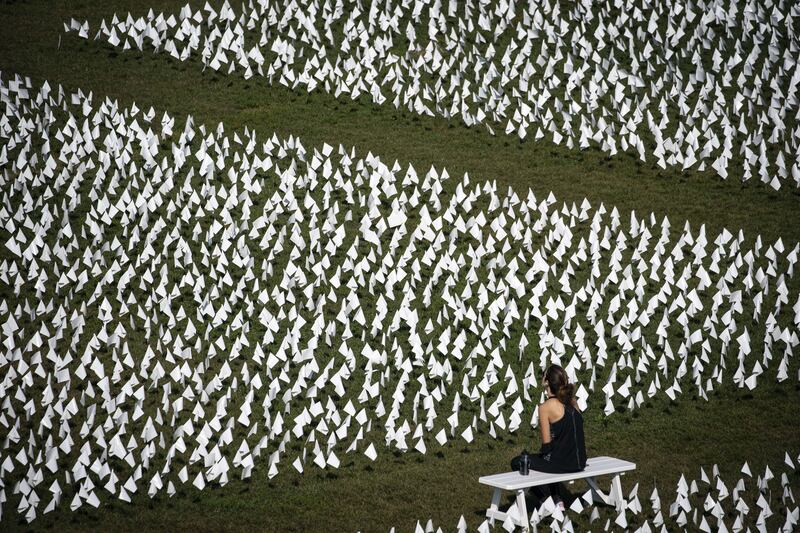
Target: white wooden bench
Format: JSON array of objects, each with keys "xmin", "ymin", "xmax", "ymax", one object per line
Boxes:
[{"xmin": 478, "ymin": 456, "xmax": 636, "ymax": 532}]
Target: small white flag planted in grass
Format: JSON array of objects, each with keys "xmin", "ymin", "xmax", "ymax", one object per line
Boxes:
[
  {"xmin": 327, "ymin": 452, "xmax": 340, "ymax": 469},
  {"xmin": 414, "ymin": 438, "xmax": 426, "ymax": 454},
  {"xmin": 86, "ymin": 491, "xmax": 101, "ymax": 508},
  {"xmin": 501, "ymin": 510, "xmax": 516, "ymax": 532},
  {"xmin": 387, "ymin": 209, "xmax": 407, "ymax": 228},
  {"xmin": 69, "ymin": 493, "xmax": 82, "ymax": 511},
  {"xmin": 364, "ymin": 443, "xmax": 377, "ymax": 461},
  {"xmin": 539, "ymin": 496, "xmax": 556, "ymax": 517},
  {"xmin": 292, "ymin": 456, "xmax": 303, "ymax": 473},
  {"xmin": 313, "ymin": 450, "xmax": 327, "ymax": 469}
]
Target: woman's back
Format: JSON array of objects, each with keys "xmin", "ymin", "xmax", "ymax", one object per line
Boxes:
[{"xmin": 545, "ymin": 402, "xmax": 587, "ymax": 472}]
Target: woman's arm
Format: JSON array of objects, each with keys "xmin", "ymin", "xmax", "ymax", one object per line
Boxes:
[{"xmin": 538, "ymin": 403, "xmax": 551, "ymax": 444}]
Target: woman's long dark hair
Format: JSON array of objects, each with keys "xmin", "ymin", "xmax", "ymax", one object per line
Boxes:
[{"xmin": 544, "ymin": 364, "xmax": 576, "ymax": 405}]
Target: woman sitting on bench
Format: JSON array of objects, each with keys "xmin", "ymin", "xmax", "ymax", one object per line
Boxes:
[{"xmin": 512, "ymin": 364, "xmax": 587, "ymax": 509}]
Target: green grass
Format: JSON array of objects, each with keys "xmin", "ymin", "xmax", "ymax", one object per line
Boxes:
[{"xmin": 1, "ymin": 1, "xmax": 800, "ymax": 532}]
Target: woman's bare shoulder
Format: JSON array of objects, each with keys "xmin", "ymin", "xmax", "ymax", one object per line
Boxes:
[{"xmin": 539, "ymin": 398, "xmax": 560, "ymax": 411}]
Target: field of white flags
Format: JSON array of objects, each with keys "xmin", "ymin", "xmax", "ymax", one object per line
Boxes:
[
  {"xmin": 0, "ymin": 69, "xmax": 798, "ymax": 527},
  {"xmin": 66, "ymin": 0, "xmax": 800, "ymax": 190}
]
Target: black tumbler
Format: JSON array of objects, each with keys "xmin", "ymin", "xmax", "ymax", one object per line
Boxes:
[{"xmin": 519, "ymin": 452, "xmax": 530, "ymax": 475}]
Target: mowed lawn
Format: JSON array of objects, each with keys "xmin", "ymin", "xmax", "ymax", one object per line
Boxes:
[{"xmin": 0, "ymin": 1, "xmax": 799, "ymax": 532}]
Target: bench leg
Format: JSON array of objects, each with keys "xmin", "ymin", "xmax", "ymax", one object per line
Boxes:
[
  {"xmin": 585, "ymin": 476, "xmax": 609, "ymax": 505},
  {"xmin": 486, "ymin": 487, "xmax": 506, "ymax": 524},
  {"xmin": 609, "ymin": 474, "xmax": 625, "ymax": 512},
  {"xmin": 515, "ymin": 489, "xmax": 530, "ymax": 533}
]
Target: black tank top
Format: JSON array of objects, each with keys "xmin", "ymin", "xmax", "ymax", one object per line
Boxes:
[{"xmin": 546, "ymin": 403, "xmax": 587, "ymax": 471}]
